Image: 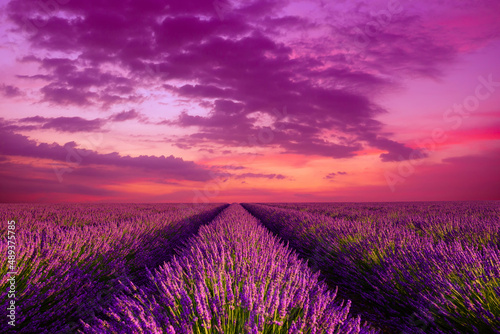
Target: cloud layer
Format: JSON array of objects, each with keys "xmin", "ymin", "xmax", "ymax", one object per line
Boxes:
[
  {"xmin": 0, "ymin": 125, "xmax": 214, "ymax": 182},
  {"xmin": 5, "ymin": 0, "xmax": 480, "ymax": 161}
]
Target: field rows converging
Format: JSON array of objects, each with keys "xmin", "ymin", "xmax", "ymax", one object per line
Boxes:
[
  {"xmin": 0, "ymin": 203, "xmax": 228, "ymax": 333},
  {"xmin": 1, "ymin": 202, "xmax": 499, "ymax": 333},
  {"xmin": 242, "ymin": 202, "xmax": 500, "ymax": 334},
  {"xmin": 82, "ymin": 204, "xmax": 378, "ymax": 334}
]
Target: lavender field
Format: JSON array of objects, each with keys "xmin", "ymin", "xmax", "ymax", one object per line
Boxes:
[{"xmin": 1, "ymin": 201, "xmax": 499, "ymax": 333}]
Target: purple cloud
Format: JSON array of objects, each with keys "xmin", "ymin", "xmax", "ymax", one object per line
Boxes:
[
  {"xmin": 19, "ymin": 116, "xmax": 105, "ymax": 133},
  {"xmin": 0, "ymin": 129, "xmax": 213, "ymax": 182},
  {"xmin": 6, "ymin": 0, "xmax": 496, "ymax": 162},
  {"xmin": 110, "ymin": 109, "xmax": 141, "ymax": 122},
  {"xmin": 16, "ymin": 111, "xmax": 147, "ymax": 133},
  {"xmin": 0, "ymin": 162, "xmax": 120, "ymax": 198},
  {"xmin": 325, "ymin": 171, "xmax": 348, "ymax": 180},
  {"xmin": 0, "ymin": 84, "xmax": 22, "ymax": 97},
  {"xmin": 324, "ymin": 173, "xmax": 336, "ymax": 180}
]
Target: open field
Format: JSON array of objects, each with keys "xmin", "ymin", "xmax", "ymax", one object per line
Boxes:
[{"xmin": 1, "ymin": 201, "xmax": 499, "ymax": 333}]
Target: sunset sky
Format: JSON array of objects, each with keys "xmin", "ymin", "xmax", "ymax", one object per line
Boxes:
[{"xmin": 0, "ymin": 0, "xmax": 499, "ymax": 203}]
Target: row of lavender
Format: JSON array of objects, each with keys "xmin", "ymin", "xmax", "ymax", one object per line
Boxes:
[
  {"xmin": 264, "ymin": 202, "xmax": 500, "ymax": 247},
  {"xmin": 0, "ymin": 203, "xmax": 228, "ymax": 333},
  {"xmin": 82, "ymin": 204, "xmax": 377, "ymax": 334},
  {"xmin": 242, "ymin": 202, "xmax": 500, "ymax": 333}
]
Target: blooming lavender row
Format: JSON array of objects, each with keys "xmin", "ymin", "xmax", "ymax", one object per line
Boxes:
[
  {"xmin": 0, "ymin": 203, "xmax": 227, "ymax": 333},
  {"xmin": 262, "ymin": 201, "xmax": 500, "ymax": 247},
  {"xmin": 82, "ymin": 204, "xmax": 378, "ymax": 334},
  {"xmin": 242, "ymin": 202, "xmax": 500, "ymax": 334}
]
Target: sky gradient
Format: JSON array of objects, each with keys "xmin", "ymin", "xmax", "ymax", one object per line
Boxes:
[{"xmin": 0, "ymin": 0, "xmax": 499, "ymax": 203}]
